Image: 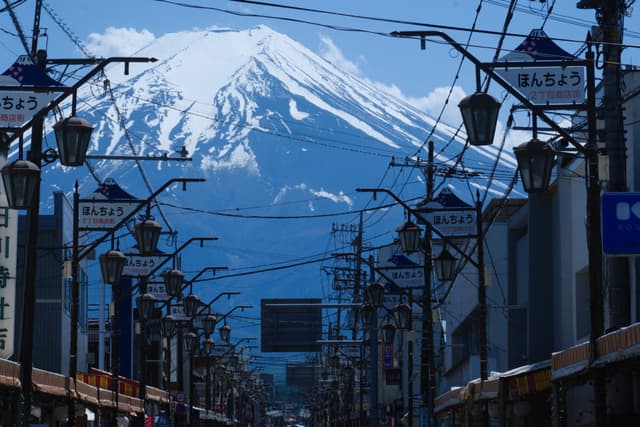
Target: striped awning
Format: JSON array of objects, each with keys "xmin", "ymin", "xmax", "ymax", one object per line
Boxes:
[
  {"xmin": 551, "ymin": 322, "xmax": 640, "ymax": 380},
  {"xmin": 505, "ymin": 364, "xmax": 551, "ymax": 399}
]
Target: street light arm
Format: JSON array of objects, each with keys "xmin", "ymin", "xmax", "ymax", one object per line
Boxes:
[
  {"xmin": 356, "ymin": 187, "xmax": 481, "ymax": 269},
  {"xmin": 216, "ymin": 305, "xmax": 254, "ymax": 322},
  {"xmin": 145, "ymin": 236, "xmax": 219, "ymax": 278},
  {"xmin": 182, "ymin": 266, "xmax": 229, "ymax": 294},
  {"xmin": 390, "ymin": 30, "xmax": 591, "ymax": 154},
  {"xmin": 221, "ymin": 337, "xmax": 257, "ymax": 355},
  {"xmin": 77, "ymin": 178, "xmax": 206, "ymax": 261},
  {"xmin": 190, "ymin": 291, "xmax": 241, "ymax": 321},
  {"xmin": 332, "ymin": 251, "xmax": 423, "ymax": 308},
  {"xmin": 6, "ymin": 56, "xmax": 158, "ymax": 144}
]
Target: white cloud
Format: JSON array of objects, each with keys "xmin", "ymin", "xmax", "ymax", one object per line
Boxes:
[
  {"xmin": 316, "ymin": 33, "xmax": 467, "ymax": 126},
  {"xmin": 85, "ymin": 27, "xmax": 156, "ymax": 57},
  {"xmin": 310, "ymin": 188, "xmax": 353, "ymax": 206},
  {"xmin": 318, "ymin": 35, "xmax": 362, "ymax": 76},
  {"xmin": 373, "ymin": 81, "xmax": 467, "ymax": 126}
]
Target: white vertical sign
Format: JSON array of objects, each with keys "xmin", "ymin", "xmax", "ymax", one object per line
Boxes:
[{"xmin": 0, "ymin": 170, "xmax": 18, "ymax": 359}]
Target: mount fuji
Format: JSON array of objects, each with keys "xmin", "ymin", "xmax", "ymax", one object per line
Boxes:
[{"xmin": 28, "ymin": 25, "xmax": 518, "ymax": 347}]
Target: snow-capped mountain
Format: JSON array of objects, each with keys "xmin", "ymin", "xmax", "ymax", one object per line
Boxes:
[{"xmin": 33, "ymin": 25, "xmax": 517, "ymax": 333}]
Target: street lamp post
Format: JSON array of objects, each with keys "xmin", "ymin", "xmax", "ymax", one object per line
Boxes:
[
  {"xmin": 99, "ymin": 248, "xmax": 127, "ymax": 427},
  {"xmin": 388, "ymin": 29, "xmax": 602, "ymax": 424},
  {"xmin": 361, "ymin": 186, "xmax": 486, "ymax": 422},
  {"xmin": 67, "ymin": 180, "xmax": 203, "ymax": 427},
  {"xmin": 1, "ymin": 54, "xmax": 158, "ymax": 422}
]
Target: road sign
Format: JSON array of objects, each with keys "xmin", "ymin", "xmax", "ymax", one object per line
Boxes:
[{"xmin": 602, "ymin": 193, "xmax": 640, "ymax": 254}]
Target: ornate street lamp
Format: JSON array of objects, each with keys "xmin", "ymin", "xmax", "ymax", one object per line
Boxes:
[
  {"xmin": 99, "ymin": 249, "xmax": 127, "ymax": 285},
  {"xmin": 330, "ymin": 353, "xmax": 340, "ymax": 369},
  {"xmin": 203, "ymin": 337, "xmax": 215, "ymax": 355},
  {"xmin": 183, "ymin": 294, "xmax": 201, "ymax": 317},
  {"xmin": 229, "ymin": 353, "xmax": 240, "ymax": 369},
  {"xmin": 458, "ymin": 91, "xmax": 501, "ymax": 146},
  {"xmin": 396, "ymin": 220, "xmax": 423, "ymax": 254},
  {"xmin": 366, "ymin": 282, "xmax": 385, "ymax": 309},
  {"xmin": 513, "ymin": 137, "xmax": 556, "ymax": 193},
  {"xmin": 394, "ymin": 303, "xmax": 412, "ymax": 330},
  {"xmin": 163, "ymin": 268, "xmax": 184, "ymax": 299},
  {"xmin": 202, "ymin": 314, "xmax": 218, "ymax": 336},
  {"xmin": 321, "ymin": 366, "xmax": 329, "ymax": 381},
  {"xmin": 216, "ymin": 363, "xmax": 227, "ymax": 379},
  {"xmin": 53, "ymin": 116, "xmax": 94, "ymax": 166},
  {"xmin": 134, "ymin": 217, "xmax": 162, "ymax": 255},
  {"xmin": 219, "ymin": 323, "xmax": 231, "ymax": 343},
  {"xmin": 184, "ymin": 331, "xmax": 199, "ymax": 354},
  {"xmin": 1, "ymin": 159, "xmax": 40, "ymax": 210},
  {"xmin": 137, "ymin": 293, "xmax": 157, "ymax": 320},
  {"xmin": 360, "ymin": 304, "xmax": 374, "ymax": 329},
  {"xmin": 382, "ymin": 322, "xmax": 396, "ymax": 343},
  {"xmin": 434, "ymin": 246, "xmax": 457, "ymax": 282},
  {"xmin": 343, "ymin": 364, "xmax": 354, "ymax": 380},
  {"xmin": 160, "ymin": 315, "xmax": 176, "ymax": 338}
]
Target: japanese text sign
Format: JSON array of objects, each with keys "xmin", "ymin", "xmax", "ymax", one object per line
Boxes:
[
  {"xmin": 0, "ymin": 202, "xmax": 17, "ymax": 359},
  {"xmin": 122, "ymin": 253, "xmax": 167, "ymax": 277},
  {"xmin": 416, "ymin": 208, "xmax": 478, "ymax": 237},
  {"xmin": 0, "ymin": 91, "xmax": 55, "ymax": 127},
  {"xmin": 496, "ymin": 66, "xmax": 584, "ymax": 104},
  {"xmin": 146, "ymin": 281, "xmax": 170, "ymax": 301},
  {"xmin": 78, "ymin": 200, "xmax": 140, "ymax": 230}
]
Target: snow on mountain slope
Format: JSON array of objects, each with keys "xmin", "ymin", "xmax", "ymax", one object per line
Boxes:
[{"xmin": 33, "ymin": 25, "xmax": 518, "ymax": 328}]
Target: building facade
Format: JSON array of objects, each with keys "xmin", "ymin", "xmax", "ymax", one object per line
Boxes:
[{"xmin": 14, "ymin": 191, "xmax": 90, "ymax": 375}]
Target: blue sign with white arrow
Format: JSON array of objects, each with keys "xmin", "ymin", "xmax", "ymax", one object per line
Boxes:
[{"xmin": 601, "ymin": 193, "xmax": 640, "ymax": 254}]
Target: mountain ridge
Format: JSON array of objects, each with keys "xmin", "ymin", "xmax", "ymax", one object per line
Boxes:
[{"xmin": 28, "ymin": 24, "xmax": 519, "ymax": 342}]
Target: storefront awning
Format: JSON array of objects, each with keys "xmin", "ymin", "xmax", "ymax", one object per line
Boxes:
[
  {"xmin": 73, "ymin": 379, "xmax": 100, "ymax": 407},
  {"xmin": 0, "ymin": 358, "xmax": 20, "ymax": 389},
  {"xmin": 97, "ymin": 388, "xmax": 115, "ymax": 408},
  {"xmin": 32, "ymin": 368, "xmax": 69, "ymax": 397},
  {"xmin": 551, "ymin": 322, "xmax": 640, "ymax": 381},
  {"xmin": 435, "ymin": 360, "xmax": 551, "ymax": 416},
  {"xmin": 434, "ymin": 387, "xmax": 463, "ymax": 413},
  {"xmin": 146, "ymin": 385, "xmax": 170, "ymax": 404},
  {"xmin": 500, "ymin": 359, "xmax": 551, "ymax": 399},
  {"xmin": 459, "ymin": 377, "xmax": 500, "ymax": 402}
]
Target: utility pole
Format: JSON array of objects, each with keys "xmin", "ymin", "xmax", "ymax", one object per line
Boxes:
[
  {"xmin": 18, "ymin": 3, "xmax": 44, "ymax": 425},
  {"xmin": 577, "ymin": 2, "xmax": 627, "ymax": 425},
  {"xmin": 579, "ymin": 0, "xmax": 629, "ymax": 329},
  {"xmin": 330, "ymin": 219, "xmax": 364, "ymax": 424},
  {"xmin": 600, "ymin": 0, "xmax": 630, "ymax": 331},
  {"xmin": 391, "ymin": 144, "xmax": 437, "ymax": 427},
  {"xmin": 421, "ymin": 142, "xmax": 435, "ymax": 427}
]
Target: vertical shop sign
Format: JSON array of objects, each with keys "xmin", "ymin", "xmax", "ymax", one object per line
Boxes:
[{"xmin": 0, "ymin": 202, "xmax": 17, "ymax": 358}]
